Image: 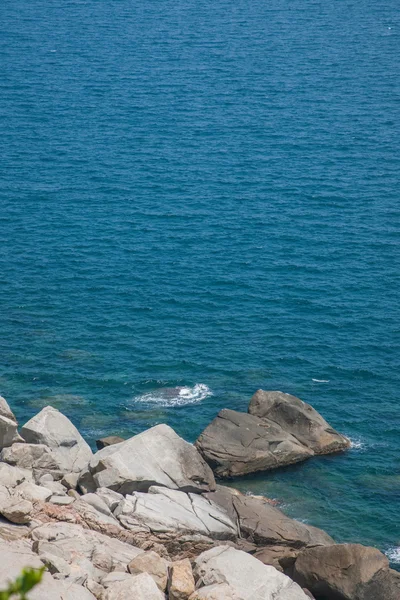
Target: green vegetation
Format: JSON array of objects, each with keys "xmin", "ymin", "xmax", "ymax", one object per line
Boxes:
[{"xmin": 0, "ymin": 567, "xmax": 45, "ymax": 600}]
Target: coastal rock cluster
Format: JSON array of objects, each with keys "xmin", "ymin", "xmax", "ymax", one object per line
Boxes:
[{"xmin": 0, "ymin": 391, "xmax": 398, "ymax": 600}]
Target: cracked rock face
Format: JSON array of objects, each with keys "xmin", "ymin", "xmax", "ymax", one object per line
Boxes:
[
  {"xmin": 20, "ymin": 406, "xmax": 93, "ymax": 475},
  {"xmin": 195, "ymin": 409, "xmax": 313, "ymax": 478},
  {"xmin": 85, "ymin": 424, "xmax": 216, "ymax": 495},
  {"xmin": 115, "ymin": 486, "xmax": 238, "ymax": 540},
  {"xmin": 193, "ymin": 546, "xmax": 310, "ymax": 600},
  {"xmin": 248, "ymin": 390, "xmax": 350, "ymax": 455}
]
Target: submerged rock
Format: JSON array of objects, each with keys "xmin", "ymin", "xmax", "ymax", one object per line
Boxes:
[{"xmin": 86, "ymin": 424, "xmax": 216, "ymax": 494}]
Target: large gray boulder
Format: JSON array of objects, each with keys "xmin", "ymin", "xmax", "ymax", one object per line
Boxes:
[
  {"xmin": 193, "ymin": 546, "xmax": 310, "ymax": 600},
  {"xmin": 115, "ymin": 486, "xmax": 238, "ymax": 540},
  {"xmin": 0, "ymin": 396, "xmax": 17, "ymax": 422},
  {"xmin": 248, "ymin": 390, "xmax": 350, "ymax": 454},
  {"xmin": 105, "ymin": 572, "xmax": 165, "ymax": 600},
  {"xmin": 195, "ymin": 409, "xmax": 313, "ymax": 478},
  {"xmin": 0, "ymin": 396, "xmax": 22, "ymax": 449},
  {"xmin": 1, "ymin": 442, "xmax": 65, "ymax": 480},
  {"xmin": 20, "ymin": 406, "xmax": 93, "ymax": 474},
  {"xmin": 292, "ymin": 543, "xmax": 390, "ymax": 600},
  {"xmin": 86, "ymin": 424, "xmax": 216, "ymax": 494}
]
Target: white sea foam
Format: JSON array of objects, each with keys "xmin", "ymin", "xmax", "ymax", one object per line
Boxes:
[
  {"xmin": 135, "ymin": 383, "xmax": 212, "ymax": 407},
  {"xmin": 312, "ymin": 378, "xmax": 330, "ymax": 383},
  {"xmin": 386, "ymin": 547, "xmax": 400, "ymax": 564},
  {"xmin": 348, "ymin": 437, "xmax": 367, "ymax": 451}
]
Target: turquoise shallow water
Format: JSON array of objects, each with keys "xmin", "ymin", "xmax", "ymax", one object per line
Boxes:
[{"xmin": 1, "ymin": 0, "xmax": 399, "ymax": 563}]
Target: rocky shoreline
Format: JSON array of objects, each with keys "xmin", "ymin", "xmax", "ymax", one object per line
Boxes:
[{"xmin": 0, "ymin": 390, "xmax": 398, "ymax": 600}]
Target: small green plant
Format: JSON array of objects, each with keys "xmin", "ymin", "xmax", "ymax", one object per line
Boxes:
[{"xmin": 0, "ymin": 567, "xmax": 45, "ymax": 600}]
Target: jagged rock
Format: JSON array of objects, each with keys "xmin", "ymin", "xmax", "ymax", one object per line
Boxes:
[
  {"xmin": 81, "ymin": 493, "xmax": 114, "ymax": 517},
  {"xmin": 62, "ymin": 472, "xmax": 80, "ymax": 490},
  {"xmin": 101, "ymin": 572, "xmax": 134, "ymax": 588},
  {"xmin": 292, "ymin": 543, "xmax": 390, "ymax": 600},
  {"xmin": 0, "ymin": 462, "xmax": 33, "ymax": 487},
  {"xmin": 1, "ymin": 443, "xmax": 64, "ymax": 479},
  {"xmin": 195, "ymin": 409, "xmax": 313, "ymax": 477},
  {"xmin": 0, "ymin": 396, "xmax": 17, "ymax": 422},
  {"xmin": 128, "ymin": 550, "xmax": 169, "ymax": 591},
  {"xmin": 39, "ymin": 473, "xmax": 54, "ymax": 485},
  {"xmin": 96, "ymin": 487, "xmax": 123, "ymax": 512},
  {"xmin": 73, "ymin": 497, "xmax": 121, "ymax": 527},
  {"xmin": 105, "ymin": 572, "xmax": 165, "ymax": 600},
  {"xmin": 207, "ymin": 487, "xmax": 333, "ymax": 550},
  {"xmin": 20, "ymin": 406, "xmax": 93, "ymax": 474},
  {"xmin": 193, "ymin": 546, "xmax": 310, "ymax": 599},
  {"xmin": 361, "ymin": 567, "xmax": 400, "ymax": 600},
  {"xmin": 86, "ymin": 424, "xmax": 216, "ymax": 494},
  {"xmin": 14, "ymin": 480, "xmax": 52, "ymax": 503},
  {"xmin": 248, "ymin": 390, "xmax": 350, "ymax": 454},
  {"xmin": 115, "ymin": 486, "xmax": 238, "ymax": 539},
  {"xmin": 31, "ymin": 521, "xmax": 143, "ymax": 574},
  {"xmin": 78, "ymin": 467, "xmax": 97, "ymax": 494},
  {"xmin": 0, "ymin": 415, "xmax": 22, "ymax": 449},
  {"xmin": 96, "ymin": 436, "xmax": 125, "ymax": 450},
  {"xmin": 0, "ymin": 516, "xmax": 30, "ymax": 541},
  {"xmin": 2, "ymin": 498, "xmax": 32, "ymax": 524},
  {"xmin": 189, "ymin": 584, "xmax": 239, "ymax": 599},
  {"xmin": 46, "ymin": 481, "xmax": 68, "ymax": 496},
  {"xmin": 254, "ymin": 545, "xmax": 299, "ymax": 572},
  {"xmin": 168, "ymin": 558, "xmax": 195, "ymax": 600},
  {"xmin": 232, "ymin": 494, "xmax": 333, "ymax": 548}
]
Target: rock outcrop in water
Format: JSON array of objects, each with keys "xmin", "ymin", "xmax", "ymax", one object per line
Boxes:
[
  {"xmin": 195, "ymin": 390, "xmax": 350, "ymax": 477},
  {"xmin": 0, "ymin": 392, "xmax": 394, "ymax": 600}
]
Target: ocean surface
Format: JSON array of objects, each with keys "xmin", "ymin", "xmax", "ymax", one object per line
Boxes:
[{"xmin": 1, "ymin": 0, "xmax": 399, "ymax": 564}]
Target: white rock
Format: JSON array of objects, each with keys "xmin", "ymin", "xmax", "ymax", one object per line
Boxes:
[
  {"xmin": 115, "ymin": 486, "xmax": 237, "ymax": 539},
  {"xmin": 61, "ymin": 472, "xmax": 80, "ymax": 490},
  {"xmin": 49, "ymin": 495, "xmax": 75, "ymax": 506},
  {"xmin": 105, "ymin": 572, "xmax": 165, "ymax": 600},
  {"xmin": 0, "ymin": 396, "xmax": 17, "ymax": 422},
  {"xmin": 128, "ymin": 550, "xmax": 169, "ymax": 591},
  {"xmin": 80, "ymin": 493, "xmax": 113, "ymax": 517},
  {"xmin": 96, "ymin": 487, "xmax": 123, "ymax": 512},
  {"xmin": 14, "ymin": 481, "xmax": 52, "ymax": 503},
  {"xmin": 189, "ymin": 583, "xmax": 239, "ymax": 599},
  {"xmin": 20, "ymin": 406, "xmax": 93, "ymax": 474},
  {"xmin": 1, "ymin": 498, "xmax": 33, "ymax": 524},
  {"xmin": 193, "ymin": 546, "xmax": 310, "ymax": 600},
  {"xmin": 0, "ymin": 463, "xmax": 33, "ymax": 487},
  {"xmin": 0, "ymin": 415, "xmax": 21, "ymax": 449},
  {"xmin": 87, "ymin": 424, "xmax": 215, "ymax": 495},
  {"xmin": 45, "ymin": 481, "xmax": 68, "ymax": 496},
  {"xmin": 1, "ymin": 443, "xmax": 63, "ymax": 479}
]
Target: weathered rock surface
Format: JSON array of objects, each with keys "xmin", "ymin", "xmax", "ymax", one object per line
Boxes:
[
  {"xmin": 14, "ymin": 480, "xmax": 52, "ymax": 503},
  {"xmin": 292, "ymin": 543, "xmax": 390, "ymax": 600},
  {"xmin": 360, "ymin": 567, "xmax": 400, "ymax": 600},
  {"xmin": 0, "ymin": 462, "xmax": 33, "ymax": 487},
  {"xmin": 115, "ymin": 486, "xmax": 238, "ymax": 539},
  {"xmin": 105, "ymin": 572, "xmax": 165, "ymax": 600},
  {"xmin": 189, "ymin": 583, "xmax": 239, "ymax": 599},
  {"xmin": 0, "ymin": 415, "xmax": 21, "ymax": 450},
  {"xmin": 96, "ymin": 436, "xmax": 125, "ymax": 450},
  {"xmin": 169, "ymin": 558, "xmax": 196, "ymax": 600},
  {"xmin": 193, "ymin": 546, "xmax": 310, "ymax": 599},
  {"xmin": 0, "ymin": 396, "xmax": 17, "ymax": 422},
  {"xmin": 20, "ymin": 406, "xmax": 93, "ymax": 474},
  {"xmin": 2, "ymin": 497, "xmax": 32, "ymax": 524},
  {"xmin": 195, "ymin": 409, "xmax": 313, "ymax": 477},
  {"xmin": 1, "ymin": 442, "xmax": 65, "ymax": 479},
  {"xmin": 31, "ymin": 521, "xmax": 143, "ymax": 576},
  {"xmin": 248, "ymin": 390, "xmax": 350, "ymax": 454},
  {"xmin": 86, "ymin": 424, "xmax": 215, "ymax": 494},
  {"xmin": 96, "ymin": 487, "xmax": 123, "ymax": 512},
  {"xmin": 128, "ymin": 550, "xmax": 169, "ymax": 591}
]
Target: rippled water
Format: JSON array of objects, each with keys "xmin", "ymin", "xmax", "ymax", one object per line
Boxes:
[{"xmin": 1, "ymin": 0, "xmax": 399, "ymax": 562}]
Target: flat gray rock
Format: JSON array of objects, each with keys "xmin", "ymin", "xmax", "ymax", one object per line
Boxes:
[
  {"xmin": 115, "ymin": 486, "xmax": 238, "ymax": 540},
  {"xmin": 248, "ymin": 390, "xmax": 350, "ymax": 454},
  {"xmin": 196, "ymin": 409, "xmax": 313, "ymax": 478},
  {"xmin": 20, "ymin": 406, "xmax": 93, "ymax": 474},
  {"xmin": 87, "ymin": 424, "xmax": 216, "ymax": 494},
  {"xmin": 193, "ymin": 546, "xmax": 310, "ymax": 600},
  {"xmin": 105, "ymin": 572, "xmax": 165, "ymax": 600}
]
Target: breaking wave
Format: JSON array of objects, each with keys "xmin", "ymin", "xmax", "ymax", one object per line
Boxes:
[
  {"xmin": 134, "ymin": 383, "xmax": 212, "ymax": 407},
  {"xmin": 386, "ymin": 547, "xmax": 400, "ymax": 564}
]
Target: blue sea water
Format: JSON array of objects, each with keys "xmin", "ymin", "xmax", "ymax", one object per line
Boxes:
[{"xmin": 0, "ymin": 0, "xmax": 399, "ymax": 562}]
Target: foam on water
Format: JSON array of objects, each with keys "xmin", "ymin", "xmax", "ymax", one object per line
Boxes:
[
  {"xmin": 386, "ymin": 547, "xmax": 400, "ymax": 564},
  {"xmin": 348, "ymin": 437, "xmax": 368, "ymax": 451},
  {"xmin": 312, "ymin": 378, "xmax": 330, "ymax": 383},
  {"xmin": 134, "ymin": 384, "xmax": 212, "ymax": 407}
]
